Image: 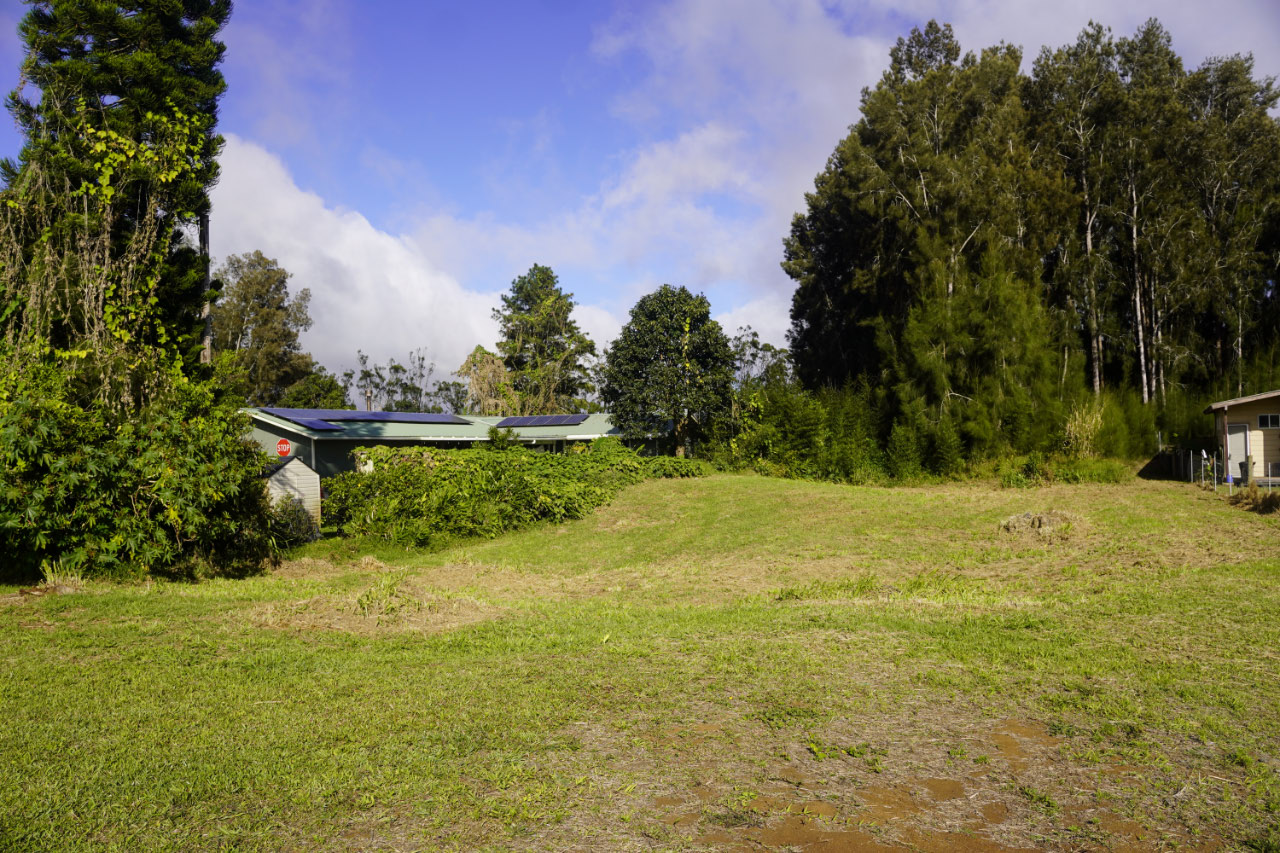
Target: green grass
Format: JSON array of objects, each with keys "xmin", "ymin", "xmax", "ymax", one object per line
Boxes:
[{"xmin": 2, "ymin": 474, "xmax": 1278, "ymax": 850}]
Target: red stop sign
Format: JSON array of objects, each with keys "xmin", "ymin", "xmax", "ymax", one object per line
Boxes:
[{"xmin": 276, "ymin": 438, "xmax": 291, "ymax": 457}]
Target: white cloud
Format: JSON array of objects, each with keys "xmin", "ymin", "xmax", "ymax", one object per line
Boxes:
[
  {"xmin": 715, "ymin": 291, "xmax": 794, "ymax": 348},
  {"xmin": 211, "ymin": 0, "xmax": 1280, "ymax": 369},
  {"xmin": 209, "ymin": 135, "xmax": 501, "ymax": 376}
]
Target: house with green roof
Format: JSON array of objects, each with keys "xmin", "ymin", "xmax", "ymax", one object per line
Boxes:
[{"xmin": 245, "ymin": 408, "xmax": 624, "ymax": 478}]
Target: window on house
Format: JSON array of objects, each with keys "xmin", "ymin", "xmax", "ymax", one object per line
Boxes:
[{"xmin": 1261, "ymin": 414, "xmax": 1280, "ymax": 429}]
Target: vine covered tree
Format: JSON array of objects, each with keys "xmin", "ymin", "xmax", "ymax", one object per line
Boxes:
[
  {"xmin": 602, "ymin": 285, "xmax": 733, "ymax": 456},
  {"xmin": 2, "ymin": 0, "xmax": 232, "ymax": 375},
  {"xmin": 493, "ymin": 264, "xmax": 596, "ymax": 413}
]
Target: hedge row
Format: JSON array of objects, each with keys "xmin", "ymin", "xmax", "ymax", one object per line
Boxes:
[{"xmin": 324, "ymin": 438, "xmax": 703, "ymax": 546}]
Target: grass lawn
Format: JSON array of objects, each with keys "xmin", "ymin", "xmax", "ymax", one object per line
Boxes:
[{"xmin": 2, "ymin": 474, "xmax": 1278, "ymax": 851}]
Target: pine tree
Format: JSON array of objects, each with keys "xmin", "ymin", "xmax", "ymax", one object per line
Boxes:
[
  {"xmin": 492, "ymin": 264, "xmax": 596, "ymax": 413},
  {"xmin": 2, "ymin": 0, "xmax": 231, "ymax": 363}
]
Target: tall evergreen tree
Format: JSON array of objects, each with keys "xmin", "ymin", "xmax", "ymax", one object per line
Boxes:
[
  {"xmin": 492, "ymin": 264, "xmax": 596, "ymax": 413},
  {"xmin": 2, "ymin": 0, "xmax": 231, "ymax": 365},
  {"xmin": 786, "ymin": 22, "xmax": 1065, "ymax": 454},
  {"xmin": 787, "ymin": 16, "xmax": 1280, "ymax": 459}
]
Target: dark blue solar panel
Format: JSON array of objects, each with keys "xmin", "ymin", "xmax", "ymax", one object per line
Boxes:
[
  {"xmin": 290, "ymin": 417, "xmax": 345, "ymax": 431},
  {"xmin": 260, "ymin": 408, "xmax": 471, "ymax": 426},
  {"xmin": 496, "ymin": 414, "xmax": 589, "ymax": 428}
]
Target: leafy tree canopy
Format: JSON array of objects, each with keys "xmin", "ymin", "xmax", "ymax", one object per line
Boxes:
[
  {"xmin": 602, "ymin": 284, "xmax": 733, "ymax": 456},
  {"xmin": 211, "ymin": 251, "xmax": 314, "ymax": 406}
]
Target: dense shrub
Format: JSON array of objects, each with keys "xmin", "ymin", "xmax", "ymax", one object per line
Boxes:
[
  {"xmin": 0, "ymin": 372, "xmax": 279, "ymax": 582},
  {"xmin": 996, "ymin": 454, "xmax": 1133, "ymax": 488},
  {"xmin": 269, "ymin": 496, "xmax": 321, "ymax": 547},
  {"xmin": 324, "ymin": 438, "xmax": 704, "ymax": 546}
]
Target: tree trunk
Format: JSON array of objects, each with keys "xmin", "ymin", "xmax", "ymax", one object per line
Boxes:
[
  {"xmin": 1084, "ymin": 186, "xmax": 1102, "ymax": 395},
  {"xmin": 199, "ymin": 212, "xmax": 212, "ymax": 363},
  {"xmin": 1131, "ymin": 183, "xmax": 1149, "ymax": 404}
]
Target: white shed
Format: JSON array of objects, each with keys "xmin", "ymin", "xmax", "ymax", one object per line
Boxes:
[{"xmin": 264, "ymin": 456, "xmax": 322, "ymax": 525}]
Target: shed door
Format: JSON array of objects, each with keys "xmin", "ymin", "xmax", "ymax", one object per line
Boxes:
[{"xmin": 1227, "ymin": 422, "xmax": 1250, "ymax": 482}]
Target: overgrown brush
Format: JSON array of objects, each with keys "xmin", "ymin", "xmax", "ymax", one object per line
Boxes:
[
  {"xmin": 995, "ymin": 454, "xmax": 1132, "ymax": 488},
  {"xmin": 1227, "ymin": 483, "xmax": 1280, "ymax": 514},
  {"xmin": 324, "ymin": 438, "xmax": 704, "ymax": 546},
  {"xmin": 0, "ymin": 369, "xmax": 280, "ymax": 582}
]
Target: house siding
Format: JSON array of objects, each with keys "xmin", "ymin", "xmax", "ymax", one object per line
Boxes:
[
  {"xmin": 1216, "ymin": 399, "xmax": 1280, "ymax": 479},
  {"xmin": 266, "ymin": 458, "xmax": 322, "ymax": 525}
]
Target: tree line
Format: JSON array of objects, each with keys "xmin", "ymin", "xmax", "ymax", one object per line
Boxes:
[
  {"xmin": 785, "ymin": 19, "xmax": 1280, "ymax": 459},
  {"xmin": 219, "ymin": 17, "xmax": 1280, "ymax": 471}
]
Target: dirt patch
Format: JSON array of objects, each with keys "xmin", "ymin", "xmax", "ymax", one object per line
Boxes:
[
  {"xmin": 921, "ymin": 777, "xmax": 965, "ymax": 801},
  {"xmin": 754, "ymin": 815, "xmax": 897, "ymax": 850},
  {"xmin": 856, "ymin": 784, "xmax": 923, "ymax": 822},
  {"xmin": 989, "ymin": 718, "xmax": 1061, "ymax": 773}
]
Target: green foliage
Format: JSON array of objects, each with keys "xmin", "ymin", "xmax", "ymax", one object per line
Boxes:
[
  {"xmin": 211, "ymin": 251, "xmax": 316, "ymax": 406},
  {"xmin": 485, "ymin": 426, "xmax": 522, "ymax": 450},
  {"xmin": 276, "ymin": 368, "xmax": 352, "ymax": 409},
  {"xmin": 0, "ymin": 368, "xmax": 279, "ymax": 582},
  {"xmin": 324, "ymin": 438, "xmax": 704, "ymax": 546},
  {"xmin": 710, "ymin": 382, "xmax": 884, "ymax": 484},
  {"xmin": 3, "ymin": 0, "xmax": 231, "ymax": 372},
  {"xmin": 784, "ymin": 16, "xmax": 1280, "ymax": 443},
  {"xmin": 493, "ymin": 264, "xmax": 596, "ymax": 413},
  {"xmin": 996, "ymin": 453, "xmax": 1132, "ymax": 488},
  {"xmin": 886, "ymin": 418, "xmax": 926, "ymax": 481},
  {"xmin": 1095, "ymin": 390, "xmax": 1158, "ymax": 459},
  {"xmin": 603, "ymin": 284, "xmax": 734, "ymax": 455},
  {"xmin": 268, "ymin": 496, "xmax": 320, "ymax": 548}
]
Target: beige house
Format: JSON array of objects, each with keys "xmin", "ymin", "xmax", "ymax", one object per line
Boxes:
[{"xmin": 1205, "ymin": 389, "xmax": 1280, "ymax": 483}]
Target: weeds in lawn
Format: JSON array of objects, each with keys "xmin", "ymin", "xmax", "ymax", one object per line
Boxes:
[
  {"xmin": 38, "ymin": 560, "xmax": 82, "ymax": 592},
  {"xmin": 1018, "ymin": 784, "xmax": 1058, "ymax": 814},
  {"xmin": 354, "ymin": 570, "xmax": 421, "ymax": 619}
]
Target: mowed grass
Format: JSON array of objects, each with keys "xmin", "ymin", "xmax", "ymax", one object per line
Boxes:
[{"xmin": 2, "ymin": 474, "xmax": 1278, "ymax": 851}]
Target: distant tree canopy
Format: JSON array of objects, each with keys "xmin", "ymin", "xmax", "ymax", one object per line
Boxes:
[
  {"xmin": 493, "ymin": 264, "xmax": 596, "ymax": 413},
  {"xmin": 212, "ymin": 251, "xmax": 315, "ymax": 406},
  {"xmin": 785, "ymin": 18, "xmax": 1280, "ymax": 456},
  {"xmin": 602, "ymin": 284, "xmax": 733, "ymax": 456}
]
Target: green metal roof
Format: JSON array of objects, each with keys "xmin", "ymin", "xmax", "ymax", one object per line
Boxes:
[{"xmin": 246, "ymin": 409, "xmax": 621, "ymax": 443}]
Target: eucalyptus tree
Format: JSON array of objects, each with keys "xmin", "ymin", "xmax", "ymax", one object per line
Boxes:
[
  {"xmin": 1179, "ymin": 54, "xmax": 1280, "ymax": 395},
  {"xmin": 787, "ymin": 21, "xmax": 1064, "ymax": 455},
  {"xmin": 1027, "ymin": 22, "xmax": 1124, "ymax": 395}
]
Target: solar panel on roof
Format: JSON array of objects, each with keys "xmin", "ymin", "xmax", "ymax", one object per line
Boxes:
[
  {"xmin": 259, "ymin": 407, "xmax": 471, "ymax": 426},
  {"xmin": 290, "ymin": 417, "xmax": 345, "ymax": 431},
  {"xmin": 495, "ymin": 414, "xmax": 589, "ymax": 428}
]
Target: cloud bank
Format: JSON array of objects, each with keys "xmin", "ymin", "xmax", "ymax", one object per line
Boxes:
[{"xmin": 210, "ymin": 136, "xmax": 501, "ymax": 374}]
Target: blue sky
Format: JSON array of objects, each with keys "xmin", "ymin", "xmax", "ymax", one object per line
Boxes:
[{"xmin": 2, "ymin": 0, "xmax": 1279, "ymax": 376}]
